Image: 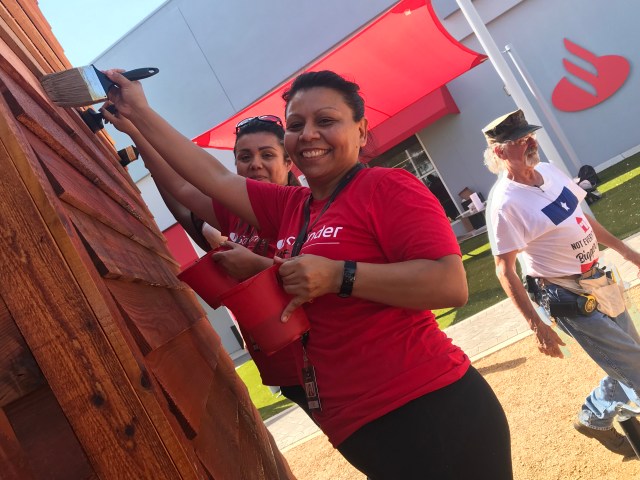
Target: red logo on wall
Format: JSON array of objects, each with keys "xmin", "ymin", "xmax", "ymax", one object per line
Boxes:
[{"xmin": 551, "ymin": 39, "xmax": 630, "ymax": 112}]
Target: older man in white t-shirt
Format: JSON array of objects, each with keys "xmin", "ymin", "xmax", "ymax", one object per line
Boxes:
[{"xmin": 483, "ymin": 109, "xmax": 640, "ymax": 459}]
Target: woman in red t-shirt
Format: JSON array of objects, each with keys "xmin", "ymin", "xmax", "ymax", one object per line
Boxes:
[
  {"xmin": 105, "ymin": 69, "xmax": 512, "ymax": 479},
  {"xmin": 103, "ymin": 108, "xmax": 308, "ymax": 413}
]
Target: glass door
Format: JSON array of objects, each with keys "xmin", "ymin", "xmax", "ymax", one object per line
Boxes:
[{"xmin": 368, "ymin": 136, "xmax": 459, "ymax": 220}]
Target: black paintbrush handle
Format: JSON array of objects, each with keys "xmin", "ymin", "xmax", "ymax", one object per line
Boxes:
[
  {"xmin": 94, "ymin": 66, "xmax": 159, "ymax": 92},
  {"xmin": 121, "ymin": 68, "xmax": 160, "ymax": 82},
  {"xmin": 79, "ymin": 104, "xmax": 118, "ymax": 133}
]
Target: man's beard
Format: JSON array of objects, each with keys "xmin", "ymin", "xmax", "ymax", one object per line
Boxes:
[{"xmin": 525, "ymin": 149, "xmax": 540, "ymax": 168}]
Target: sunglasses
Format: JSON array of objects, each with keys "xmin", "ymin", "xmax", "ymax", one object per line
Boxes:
[{"xmin": 235, "ymin": 115, "xmax": 283, "ymax": 133}]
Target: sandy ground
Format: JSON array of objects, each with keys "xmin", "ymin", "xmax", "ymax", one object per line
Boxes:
[{"xmin": 284, "ymin": 290, "xmax": 640, "ymax": 479}]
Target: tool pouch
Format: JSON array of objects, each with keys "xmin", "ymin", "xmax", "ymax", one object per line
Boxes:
[
  {"xmin": 546, "ymin": 270, "xmax": 626, "ymax": 318},
  {"xmin": 578, "ymin": 275, "xmax": 625, "ymax": 318}
]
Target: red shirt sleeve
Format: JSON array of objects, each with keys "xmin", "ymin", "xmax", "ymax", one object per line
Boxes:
[
  {"xmin": 367, "ymin": 169, "xmax": 461, "ymax": 262},
  {"xmin": 211, "ymin": 198, "xmax": 234, "ymax": 235},
  {"xmin": 245, "ymin": 179, "xmax": 308, "ymax": 238}
]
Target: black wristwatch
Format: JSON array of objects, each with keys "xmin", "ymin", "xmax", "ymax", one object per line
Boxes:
[{"xmin": 338, "ymin": 261, "xmax": 357, "ymax": 298}]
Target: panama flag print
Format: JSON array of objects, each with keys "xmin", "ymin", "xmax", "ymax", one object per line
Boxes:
[{"xmin": 541, "ymin": 187, "xmax": 579, "ymax": 225}]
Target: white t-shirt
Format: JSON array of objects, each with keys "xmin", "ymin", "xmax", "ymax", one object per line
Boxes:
[{"xmin": 487, "ymin": 163, "xmax": 599, "ymax": 277}]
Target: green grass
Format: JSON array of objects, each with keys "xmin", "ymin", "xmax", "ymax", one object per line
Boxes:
[
  {"xmin": 435, "ymin": 153, "xmax": 640, "ymax": 329},
  {"xmin": 434, "ymin": 232, "xmax": 506, "ymax": 329},
  {"xmin": 236, "ymin": 360, "xmax": 293, "ymax": 420},
  {"xmin": 589, "ymin": 157, "xmax": 640, "ymax": 239}
]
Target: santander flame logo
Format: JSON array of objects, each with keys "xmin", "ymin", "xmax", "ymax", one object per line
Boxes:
[{"xmin": 551, "ymin": 39, "xmax": 630, "ymax": 112}]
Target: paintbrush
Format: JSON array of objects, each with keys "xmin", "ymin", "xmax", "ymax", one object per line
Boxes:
[{"xmin": 40, "ymin": 65, "xmax": 159, "ymax": 107}]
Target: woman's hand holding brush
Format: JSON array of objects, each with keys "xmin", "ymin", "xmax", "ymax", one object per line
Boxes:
[{"xmin": 104, "ymin": 69, "xmax": 152, "ymax": 121}]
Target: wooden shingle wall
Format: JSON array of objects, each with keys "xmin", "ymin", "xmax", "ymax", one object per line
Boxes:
[{"xmin": 0, "ymin": 1, "xmax": 292, "ymax": 478}]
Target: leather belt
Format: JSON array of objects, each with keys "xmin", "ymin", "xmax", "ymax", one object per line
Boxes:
[
  {"xmin": 535, "ymin": 264, "xmax": 601, "ymax": 288},
  {"xmin": 553, "ymin": 263, "xmax": 601, "ymax": 280}
]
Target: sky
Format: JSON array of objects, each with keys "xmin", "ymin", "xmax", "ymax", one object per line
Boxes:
[{"xmin": 38, "ymin": 0, "xmax": 168, "ymax": 66}]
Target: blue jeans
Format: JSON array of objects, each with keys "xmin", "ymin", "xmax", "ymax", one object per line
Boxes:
[{"xmin": 545, "ymin": 281, "xmax": 640, "ymax": 429}]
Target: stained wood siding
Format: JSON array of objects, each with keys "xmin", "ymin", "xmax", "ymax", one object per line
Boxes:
[{"xmin": 0, "ymin": 1, "xmax": 292, "ymax": 478}]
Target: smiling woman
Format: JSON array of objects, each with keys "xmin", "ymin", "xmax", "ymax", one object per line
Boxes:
[
  {"xmin": 104, "ymin": 67, "xmax": 513, "ymax": 479},
  {"xmin": 100, "ymin": 105, "xmax": 312, "ymax": 423},
  {"xmin": 283, "ymin": 80, "xmax": 367, "ymax": 199},
  {"xmin": 233, "ymin": 117, "xmax": 294, "ymax": 185}
]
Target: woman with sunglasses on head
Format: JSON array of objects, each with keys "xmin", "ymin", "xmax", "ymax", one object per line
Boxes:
[
  {"xmin": 102, "ymin": 107, "xmax": 310, "ymax": 414},
  {"xmin": 105, "ymin": 69, "xmax": 512, "ymax": 479}
]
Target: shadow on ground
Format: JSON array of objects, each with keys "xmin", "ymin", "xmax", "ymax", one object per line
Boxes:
[{"xmin": 476, "ymin": 357, "xmax": 527, "ymax": 376}]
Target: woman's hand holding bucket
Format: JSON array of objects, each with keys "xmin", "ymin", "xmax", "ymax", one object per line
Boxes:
[
  {"xmin": 219, "ymin": 264, "xmax": 310, "ymax": 354},
  {"xmin": 213, "ymin": 241, "xmax": 272, "ymax": 281},
  {"xmin": 275, "ymin": 255, "xmax": 343, "ymax": 322}
]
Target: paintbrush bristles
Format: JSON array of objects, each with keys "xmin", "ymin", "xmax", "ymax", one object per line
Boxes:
[
  {"xmin": 41, "ymin": 66, "xmax": 158, "ymax": 108},
  {"xmin": 40, "ymin": 67, "xmax": 106, "ymax": 107}
]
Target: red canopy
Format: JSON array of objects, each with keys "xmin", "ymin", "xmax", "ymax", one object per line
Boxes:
[{"xmin": 192, "ymin": 0, "xmax": 485, "ymax": 152}]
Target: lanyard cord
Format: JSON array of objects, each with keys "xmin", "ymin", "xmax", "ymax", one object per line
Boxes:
[
  {"xmin": 241, "ymin": 222, "xmax": 254, "ymax": 239},
  {"xmin": 291, "ymin": 163, "xmax": 364, "ymax": 257},
  {"xmin": 234, "ymin": 222, "xmax": 266, "ymax": 254},
  {"xmin": 293, "ymin": 162, "xmax": 364, "ymax": 368}
]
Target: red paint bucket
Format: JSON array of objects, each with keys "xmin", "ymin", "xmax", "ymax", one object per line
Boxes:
[
  {"xmin": 177, "ymin": 249, "xmax": 238, "ymax": 309},
  {"xmin": 220, "ymin": 264, "xmax": 310, "ymax": 355}
]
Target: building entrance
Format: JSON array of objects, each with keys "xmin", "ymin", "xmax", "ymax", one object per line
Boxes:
[{"xmin": 368, "ymin": 136, "xmax": 459, "ymax": 220}]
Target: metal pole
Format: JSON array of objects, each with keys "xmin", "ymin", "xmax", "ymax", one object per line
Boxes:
[
  {"xmin": 504, "ymin": 44, "xmax": 582, "ymax": 172},
  {"xmin": 454, "ymin": 0, "xmax": 573, "ymax": 177}
]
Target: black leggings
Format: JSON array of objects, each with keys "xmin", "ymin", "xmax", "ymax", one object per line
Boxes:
[{"xmin": 337, "ymin": 366, "xmax": 512, "ymax": 480}]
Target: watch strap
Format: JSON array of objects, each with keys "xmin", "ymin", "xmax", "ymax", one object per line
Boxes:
[{"xmin": 339, "ymin": 260, "xmax": 357, "ymax": 298}]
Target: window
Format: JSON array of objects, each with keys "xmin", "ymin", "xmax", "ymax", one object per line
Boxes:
[
  {"xmin": 368, "ymin": 136, "xmax": 435, "ymax": 184},
  {"xmin": 368, "ymin": 136, "xmax": 460, "ymax": 220}
]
